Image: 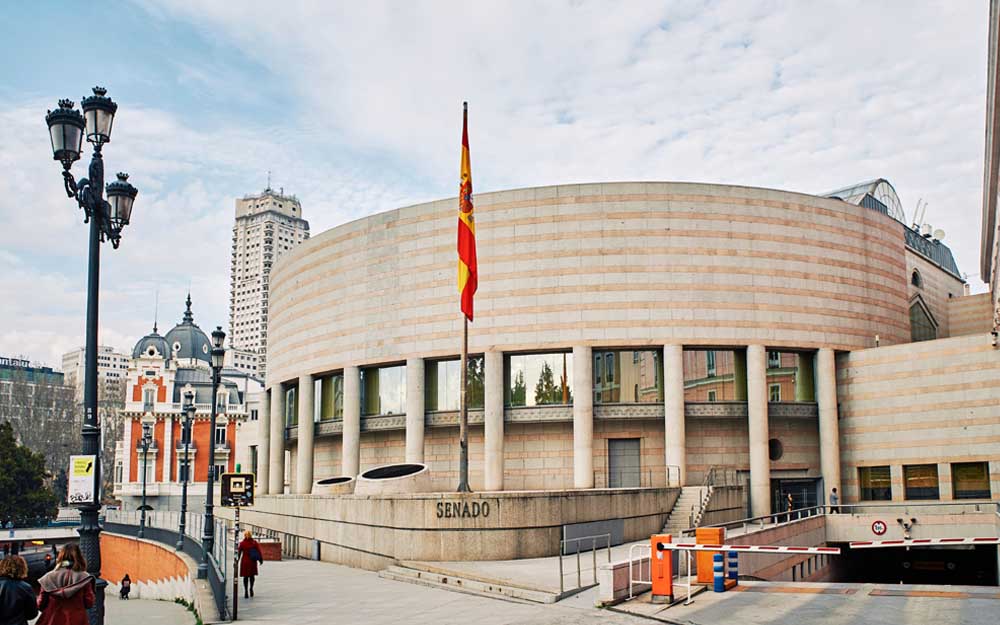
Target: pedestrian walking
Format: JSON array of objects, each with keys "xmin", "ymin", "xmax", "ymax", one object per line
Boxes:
[
  {"xmin": 785, "ymin": 492, "xmax": 794, "ymax": 522},
  {"xmin": 36, "ymin": 544, "xmax": 94, "ymax": 625},
  {"xmin": 119, "ymin": 574, "xmax": 131, "ymax": 600},
  {"xmin": 0, "ymin": 555, "xmax": 38, "ymax": 625},
  {"xmin": 829, "ymin": 488, "xmax": 839, "ymax": 514},
  {"xmin": 237, "ymin": 530, "xmax": 263, "ymax": 599},
  {"xmin": 4, "ymin": 522, "xmax": 12, "ymax": 539}
]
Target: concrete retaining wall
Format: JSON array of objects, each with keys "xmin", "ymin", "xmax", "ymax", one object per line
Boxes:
[
  {"xmin": 100, "ymin": 532, "xmax": 218, "ymax": 621},
  {"xmin": 218, "ymin": 488, "xmax": 678, "ymax": 571}
]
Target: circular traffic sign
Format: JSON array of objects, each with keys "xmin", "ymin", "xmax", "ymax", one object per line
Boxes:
[{"xmin": 871, "ymin": 520, "xmax": 887, "ymax": 536}]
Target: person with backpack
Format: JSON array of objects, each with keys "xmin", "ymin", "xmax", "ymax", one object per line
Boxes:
[
  {"xmin": 237, "ymin": 531, "xmax": 263, "ymax": 599},
  {"xmin": 119, "ymin": 574, "xmax": 131, "ymax": 600},
  {"xmin": 0, "ymin": 555, "xmax": 38, "ymax": 625},
  {"xmin": 36, "ymin": 544, "xmax": 94, "ymax": 625}
]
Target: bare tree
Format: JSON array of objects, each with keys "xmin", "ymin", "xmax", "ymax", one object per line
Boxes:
[{"xmin": 0, "ymin": 369, "xmax": 79, "ymax": 480}]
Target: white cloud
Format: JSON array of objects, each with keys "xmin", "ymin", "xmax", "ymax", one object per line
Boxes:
[{"xmin": 1, "ymin": 0, "xmax": 991, "ymax": 366}]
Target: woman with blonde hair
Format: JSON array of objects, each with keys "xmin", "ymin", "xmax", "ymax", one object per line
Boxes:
[
  {"xmin": 237, "ymin": 530, "xmax": 263, "ymax": 599},
  {"xmin": 36, "ymin": 544, "xmax": 94, "ymax": 625},
  {"xmin": 0, "ymin": 555, "xmax": 38, "ymax": 625}
]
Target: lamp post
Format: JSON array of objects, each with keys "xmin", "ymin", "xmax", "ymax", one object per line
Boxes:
[
  {"xmin": 199, "ymin": 327, "xmax": 226, "ymax": 579},
  {"xmin": 138, "ymin": 422, "xmax": 152, "ymax": 538},
  {"xmin": 177, "ymin": 391, "xmax": 195, "ymax": 550},
  {"xmin": 46, "ymin": 87, "xmax": 137, "ymax": 625}
]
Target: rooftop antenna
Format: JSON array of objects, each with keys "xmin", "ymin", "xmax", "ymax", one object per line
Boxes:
[
  {"xmin": 153, "ymin": 286, "xmax": 159, "ymax": 333},
  {"xmin": 911, "ymin": 198, "xmax": 923, "ymax": 228}
]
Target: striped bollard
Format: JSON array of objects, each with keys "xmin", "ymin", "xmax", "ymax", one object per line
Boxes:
[
  {"xmin": 713, "ymin": 553, "xmax": 724, "ymax": 592},
  {"xmin": 728, "ymin": 550, "xmax": 738, "ymax": 583}
]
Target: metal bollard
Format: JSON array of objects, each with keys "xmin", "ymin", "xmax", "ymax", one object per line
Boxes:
[
  {"xmin": 713, "ymin": 553, "xmax": 725, "ymax": 592},
  {"xmin": 728, "ymin": 551, "xmax": 738, "ymax": 583}
]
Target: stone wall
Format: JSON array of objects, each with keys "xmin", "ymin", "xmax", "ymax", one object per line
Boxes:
[
  {"xmin": 905, "ymin": 249, "xmax": 966, "ymax": 339},
  {"xmin": 837, "ymin": 334, "xmax": 1000, "ymax": 503},
  {"xmin": 101, "ymin": 532, "xmax": 191, "ymax": 602},
  {"xmin": 267, "ymin": 182, "xmax": 911, "ymax": 389},
  {"xmin": 218, "ymin": 488, "xmax": 678, "ymax": 571},
  {"xmin": 947, "ymin": 292, "xmax": 993, "ymax": 337}
]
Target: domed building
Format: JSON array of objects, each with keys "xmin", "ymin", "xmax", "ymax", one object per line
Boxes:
[{"xmin": 112, "ymin": 295, "xmax": 263, "ymax": 512}]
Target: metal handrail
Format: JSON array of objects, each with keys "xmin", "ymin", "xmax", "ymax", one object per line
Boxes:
[
  {"xmin": 627, "ymin": 543, "xmax": 650, "ymax": 599},
  {"xmin": 684, "ymin": 500, "xmax": 999, "ymax": 536},
  {"xmin": 558, "ymin": 533, "xmax": 611, "ymax": 594}
]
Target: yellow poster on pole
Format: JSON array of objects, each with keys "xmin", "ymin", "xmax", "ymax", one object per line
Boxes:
[{"xmin": 68, "ymin": 455, "xmax": 96, "ymax": 505}]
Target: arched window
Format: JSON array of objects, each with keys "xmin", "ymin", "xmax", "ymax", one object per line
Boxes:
[
  {"xmin": 910, "ymin": 301, "xmax": 936, "ymax": 342},
  {"xmin": 911, "ymin": 269, "xmax": 923, "ymax": 288}
]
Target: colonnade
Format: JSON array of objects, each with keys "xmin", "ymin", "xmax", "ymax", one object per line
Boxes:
[{"xmin": 257, "ymin": 345, "xmax": 842, "ymax": 516}]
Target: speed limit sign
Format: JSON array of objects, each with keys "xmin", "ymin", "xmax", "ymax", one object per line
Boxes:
[{"xmin": 871, "ymin": 520, "xmax": 887, "ymax": 536}]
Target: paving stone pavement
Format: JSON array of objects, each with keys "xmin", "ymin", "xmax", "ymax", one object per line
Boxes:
[
  {"xmin": 232, "ymin": 559, "xmax": 645, "ymax": 625},
  {"xmin": 103, "ymin": 597, "xmax": 197, "ymax": 624}
]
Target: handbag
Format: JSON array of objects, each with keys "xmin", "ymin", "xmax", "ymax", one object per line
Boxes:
[{"xmin": 248, "ymin": 545, "xmax": 263, "ymax": 563}]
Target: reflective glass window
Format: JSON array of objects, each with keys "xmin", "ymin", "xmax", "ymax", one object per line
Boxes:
[
  {"xmin": 951, "ymin": 462, "xmax": 991, "ymax": 499},
  {"xmin": 910, "ymin": 303, "xmax": 937, "ymax": 342},
  {"xmin": 684, "ymin": 350, "xmax": 741, "ymax": 401},
  {"xmin": 284, "ymin": 386, "xmax": 298, "ymax": 426},
  {"xmin": 593, "ymin": 350, "xmax": 663, "ymax": 403},
  {"xmin": 904, "ymin": 464, "xmax": 939, "ymax": 500},
  {"xmin": 858, "ymin": 466, "xmax": 892, "ymax": 501},
  {"xmin": 505, "ymin": 353, "xmax": 573, "ymax": 407},
  {"xmin": 361, "ymin": 365, "xmax": 406, "ymax": 416},
  {"xmin": 425, "ymin": 357, "xmax": 485, "ymax": 411},
  {"xmin": 319, "ymin": 374, "xmax": 344, "ymax": 421}
]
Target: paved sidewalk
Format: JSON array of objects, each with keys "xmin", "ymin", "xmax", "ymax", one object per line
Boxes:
[
  {"xmin": 104, "ymin": 597, "xmax": 197, "ymax": 624},
  {"xmin": 234, "ymin": 559, "xmax": 646, "ymax": 624}
]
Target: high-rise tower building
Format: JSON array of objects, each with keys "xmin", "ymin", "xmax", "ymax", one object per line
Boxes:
[{"xmin": 229, "ymin": 187, "xmax": 309, "ymax": 380}]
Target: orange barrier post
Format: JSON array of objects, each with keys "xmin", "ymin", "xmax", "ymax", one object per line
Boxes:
[
  {"xmin": 651, "ymin": 533, "xmax": 673, "ymax": 604},
  {"xmin": 695, "ymin": 527, "xmax": 725, "ymax": 584}
]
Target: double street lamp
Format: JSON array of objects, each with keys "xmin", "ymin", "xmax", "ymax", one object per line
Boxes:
[
  {"xmin": 199, "ymin": 327, "xmax": 226, "ymax": 579},
  {"xmin": 46, "ymin": 86, "xmax": 138, "ymax": 625},
  {"xmin": 177, "ymin": 392, "xmax": 195, "ymax": 550},
  {"xmin": 138, "ymin": 422, "xmax": 153, "ymax": 539}
]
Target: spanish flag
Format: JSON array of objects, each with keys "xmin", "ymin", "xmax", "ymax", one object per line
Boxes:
[{"xmin": 458, "ymin": 102, "xmax": 478, "ymax": 321}]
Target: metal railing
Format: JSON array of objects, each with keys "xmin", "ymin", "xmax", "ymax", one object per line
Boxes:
[
  {"xmin": 558, "ymin": 533, "xmax": 611, "ymax": 594},
  {"xmin": 684, "ymin": 500, "xmax": 999, "ymax": 536},
  {"xmin": 627, "ymin": 543, "xmax": 650, "ymax": 599},
  {"xmin": 104, "ymin": 509, "xmax": 230, "ymax": 618}
]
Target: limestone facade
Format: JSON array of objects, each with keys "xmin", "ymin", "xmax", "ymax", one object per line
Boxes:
[{"xmin": 252, "ymin": 181, "xmax": 995, "ymax": 514}]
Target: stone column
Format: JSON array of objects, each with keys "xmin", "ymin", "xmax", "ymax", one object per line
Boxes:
[
  {"xmin": 405, "ymin": 358, "xmax": 425, "ymax": 463},
  {"xmin": 295, "ymin": 375, "xmax": 315, "ymax": 494},
  {"xmin": 733, "ymin": 350, "xmax": 748, "ymax": 401},
  {"xmin": 342, "ymin": 366, "xmax": 361, "ymax": 477},
  {"xmin": 746, "ymin": 345, "xmax": 770, "ymax": 517},
  {"xmin": 484, "ymin": 350, "xmax": 505, "ymax": 491},
  {"xmin": 258, "ymin": 390, "xmax": 270, "ymax": 494},
  {"xmin": 815, "ymin": 348, "xmax": 840, "ymax": 504},
  {"xmin": 268, "ymin": 382, "xmax": 285, "ymax": 495},
  {"xmin": 663, "ymin": 344, "xmax": 685, "ymax": 487},
  {"xmin": 573, "ymin": 346, "xmax": 594, "ymax": 489},
  {"xmin": 795, "ymin": 352, "xmax": 816, "ymax": 402}
]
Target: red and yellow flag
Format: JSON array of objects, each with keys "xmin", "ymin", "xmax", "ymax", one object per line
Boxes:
[{"xmin": 458, "ymin": 102, "xmax": 478, "ymax": 321}]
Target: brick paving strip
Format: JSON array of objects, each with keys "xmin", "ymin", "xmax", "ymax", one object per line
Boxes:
[{"xmin": 868, "ymin": 588, "xmax": 1000, "ymax": 600}]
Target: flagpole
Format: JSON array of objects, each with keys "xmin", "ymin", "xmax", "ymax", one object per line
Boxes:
[{"xmin": 458, "ymin": 315, "xmax": 471, "ymax": 492}]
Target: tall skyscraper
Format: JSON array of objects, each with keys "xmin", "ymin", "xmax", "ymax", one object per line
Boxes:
[{"xmin": 229, "ymin": 187, "xmax": 310, "ymax": 380}]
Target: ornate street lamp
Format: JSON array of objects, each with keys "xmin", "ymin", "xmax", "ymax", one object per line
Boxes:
[
  {"xmin": 138, "ymin": 422, "xmax": 153, "ymax": 539},
  {"xmin": 199, "ymin": 327, "xmax": 226, "ymax": 579},
  {"xmin": 47, "ymin": 87, "xmax": 138, "ymax": 625},
  {"xmin": 177, "ymin": 391, "xmax": 195, "ymax": 550}
]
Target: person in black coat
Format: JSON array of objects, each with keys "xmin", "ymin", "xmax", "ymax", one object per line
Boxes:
[{"xmin": 0, "ymin": 555, "xmax": 38, "ymax": 625}]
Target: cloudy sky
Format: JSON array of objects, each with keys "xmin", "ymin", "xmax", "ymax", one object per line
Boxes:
[{"xmin": 0, "ymin": 1, "xmax": 990, "ymax": 367}]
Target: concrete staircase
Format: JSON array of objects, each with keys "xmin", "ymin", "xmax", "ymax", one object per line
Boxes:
[
  {"xmin": 378, "ymin": 563, "xmax": 559, "ymax": 604},
  {"xmin": 662, "ymin": 486, "xmax": 710, "ymax": 537}
]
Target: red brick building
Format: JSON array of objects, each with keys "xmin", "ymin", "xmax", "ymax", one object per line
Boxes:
[{"xmin": 113, "ymin": 296, "xmax": 260, "ymax": 511}]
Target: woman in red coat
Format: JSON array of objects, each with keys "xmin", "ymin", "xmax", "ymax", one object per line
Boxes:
[
  {"xmin": 36, "ymin": 544, "xmax": 94, "ymax": 625},
  {"xmin": 237, "ymin": 530, "xmax": 263, "ymax": 598}
]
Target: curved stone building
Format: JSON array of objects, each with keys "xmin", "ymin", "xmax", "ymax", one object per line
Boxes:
[{"xmin": 254, "ymin": 181, "xmax": 995, "ymax": 518}]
